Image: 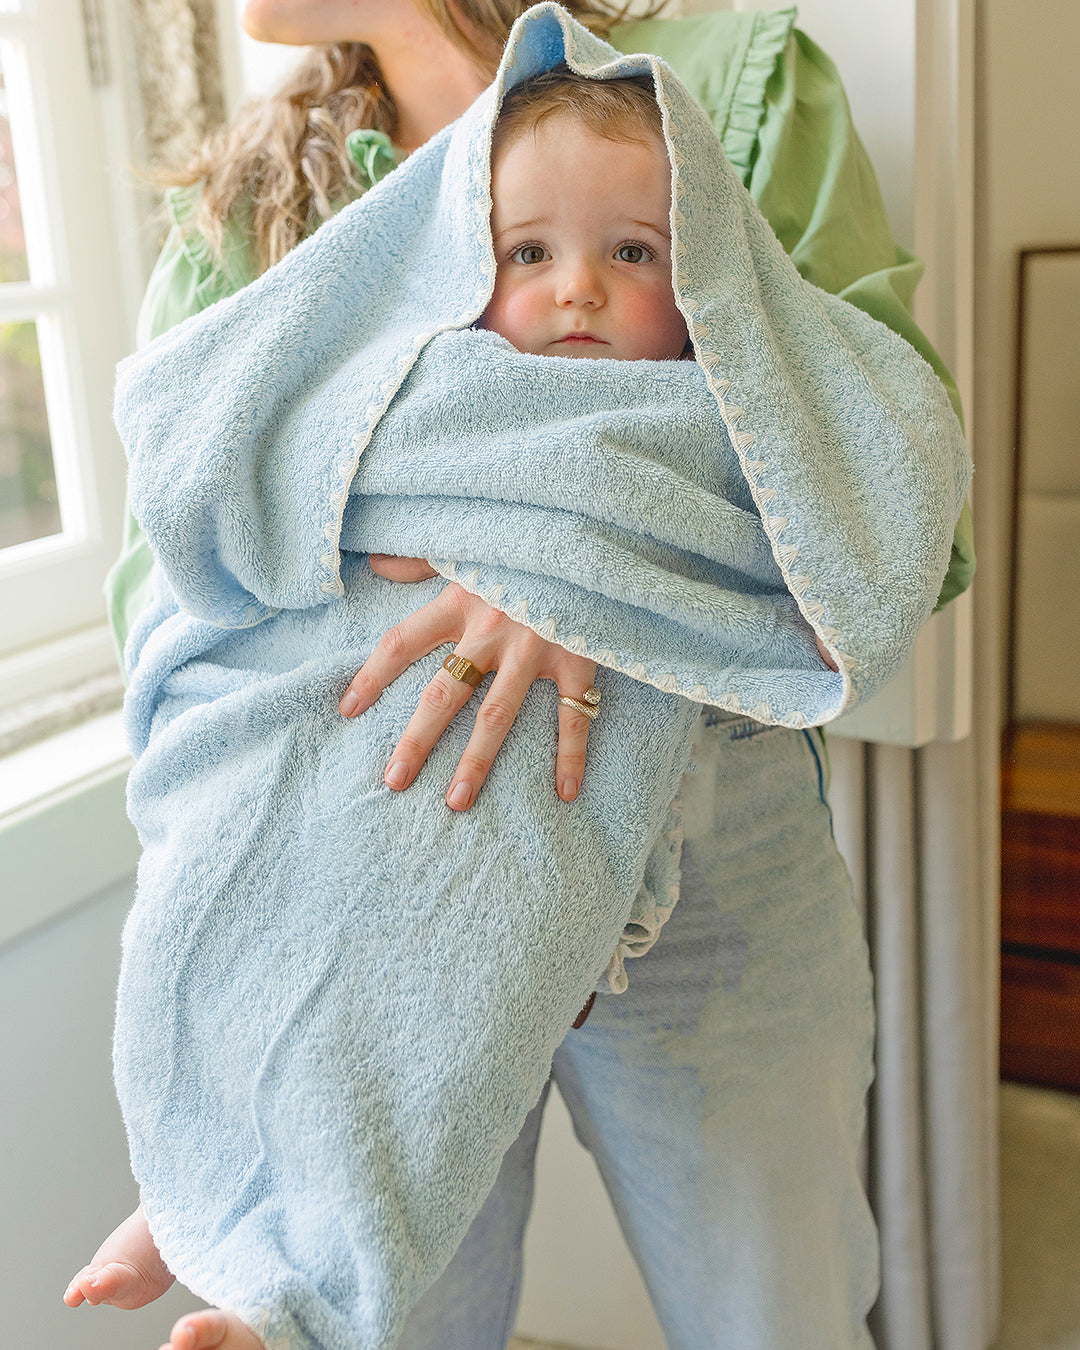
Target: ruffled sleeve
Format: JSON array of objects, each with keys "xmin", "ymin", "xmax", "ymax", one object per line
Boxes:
[
  {"xmin": 609, "ymin": 8, "xmax": 795, "ymax": 183},
  {"xmin": 135, "ymin": 186, "xmax": 256, "ymax": 346}
]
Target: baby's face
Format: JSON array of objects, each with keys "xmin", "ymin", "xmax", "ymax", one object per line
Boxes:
[{"xmin": 479, "ymin": 115, "xmax": 689, "ymax": 362}]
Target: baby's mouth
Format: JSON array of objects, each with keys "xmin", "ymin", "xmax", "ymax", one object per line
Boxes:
[{"xmin": 553, "ymin": 332, "xmax": 607, "ymax": 346}]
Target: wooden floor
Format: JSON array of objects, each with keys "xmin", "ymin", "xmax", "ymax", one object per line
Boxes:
[
  {"xmin": 1002, "ymin": 721, "xmax": 1080, "ymax": 817},
  {"xmin": 1000, "ymin": 722, "xmax": 1080, "ymax": 1091}
]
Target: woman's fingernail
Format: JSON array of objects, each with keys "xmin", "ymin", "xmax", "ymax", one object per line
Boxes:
[
  {"xmin": 339, "ymin": 691, "xmax": 359, "ymax": 716},
  {"xmin": 385, "ymin": 762, "xmax": 408, "ymax": 790},
  {"xmin": 448, "ymin": 781, "xmax": 472, "ymax": 809},
  {"xmin": 560, "ymin": 778, "xmax": 579, "ymax": 801}
]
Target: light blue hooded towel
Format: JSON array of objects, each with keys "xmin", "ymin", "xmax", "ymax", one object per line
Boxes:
[{"xmin": 112, "ymin": 6, "xmax": 971, "ymax": 1347}]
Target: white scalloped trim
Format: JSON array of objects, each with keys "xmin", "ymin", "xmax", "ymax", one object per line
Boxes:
[
  {"xmin": 435, "ymin": 559, "xmax": 851, "ymax": 725},
  {"xmin": 184, "ymin": 602, "xmax": 280, "ymax": 629},
  {"xmin": 431, "ymin": 563, "xmax": 769, "ymax": 718},
  {"xmin": 650, "ymin": 51, "xmax": 857, "ymax": 717},
  {"xmin": 482, "ymin": 582, "xmax": 506, "ymax": 607}
]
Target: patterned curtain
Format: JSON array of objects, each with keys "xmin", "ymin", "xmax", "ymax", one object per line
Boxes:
[{"xmin": 128, "ymin": 0, "xmax": 225, "ymax": 167}]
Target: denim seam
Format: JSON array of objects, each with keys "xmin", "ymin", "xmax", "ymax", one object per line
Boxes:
[
  {"xmin": 800, "ymin": 727, "xmax": 839, "ymax": 844},
  {"xmin": 801, "ymin": 728, "xmax": 826, "ymax": 802}
]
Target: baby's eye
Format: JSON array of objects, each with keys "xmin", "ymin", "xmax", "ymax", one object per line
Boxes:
[
  {"xmin": 512, "ymin": 244, "xmax": 550, "ymax": 265},
  {"xmin": 615, "ymin": 243, "xmax": 651, "ymax": 264}
]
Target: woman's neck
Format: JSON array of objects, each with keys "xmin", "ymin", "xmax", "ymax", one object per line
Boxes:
[{"xmin": 372, "ymin": 21, "xmax": 495, "ymax": 154}]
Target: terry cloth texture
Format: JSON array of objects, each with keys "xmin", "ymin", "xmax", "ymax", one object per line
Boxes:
[{"xmin": 111, "ymin": 6, "xmax": 971, "ymax": 1348}]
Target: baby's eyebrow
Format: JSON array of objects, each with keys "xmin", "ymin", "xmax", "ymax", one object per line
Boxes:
[
  {"xmin": 630, "ymin": 219, "xmax": 671, "ymax": 241},
  {"xmin": 491, "ymin": 217, "xmax": 547, "ymax": 240}
]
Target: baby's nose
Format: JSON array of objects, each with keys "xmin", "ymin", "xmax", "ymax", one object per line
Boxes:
[{"xmin": 556, "ymin": 261, "xmax": 605, "ymax": 307}]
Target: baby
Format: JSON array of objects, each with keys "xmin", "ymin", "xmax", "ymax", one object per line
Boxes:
[{"xmin": 65, "ymin": 68, "xmax": 698, "ymax": 1350}]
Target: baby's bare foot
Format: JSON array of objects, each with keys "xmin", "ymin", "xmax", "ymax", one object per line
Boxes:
[
  {"xmin": 160, "ymin": 1309, "xmax": 266, "ymax": 1350},
  {"xmin": 64, "ymin": 1204, "xmax": 175, "ymax": 1310}
]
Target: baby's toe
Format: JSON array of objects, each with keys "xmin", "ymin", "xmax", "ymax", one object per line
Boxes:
[
  {"xmin": 62, "ymin": 1269, "xmax": 91, "ymax": 1307},
  {"xmin": 66, "ymin": 1265, "xmax": 114, "ymax": 1306},
  {"xmin": 66, "ymin": 1259, "xmax": 159, "ymax": 1309}
]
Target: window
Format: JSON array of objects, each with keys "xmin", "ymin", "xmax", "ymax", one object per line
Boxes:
[{"xmin": 0, "ymin": 0, "xmax": 140, "ymax": 707}]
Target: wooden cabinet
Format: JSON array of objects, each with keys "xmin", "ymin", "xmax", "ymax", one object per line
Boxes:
[{"xmin": 1000, "ymin": 722, "xmax": 1080, "ymax": 1090}]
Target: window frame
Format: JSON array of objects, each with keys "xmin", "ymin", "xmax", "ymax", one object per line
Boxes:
[{"xmin": 0, "ymin": 0, "xmax": 144, "ymax": 709}]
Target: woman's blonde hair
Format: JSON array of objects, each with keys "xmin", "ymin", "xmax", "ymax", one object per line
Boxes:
[{"xmin": 165, "ymin": 0, "xmax": 659, "ymax": 275}]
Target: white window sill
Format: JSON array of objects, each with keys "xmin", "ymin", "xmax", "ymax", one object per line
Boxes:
[
  {"xmin": 0, "ymin": 623, "xmax": 120, "ymax": 716},
  {"xmin": 0, "ymin": 709, "xmax": 139, "ymax": 949}
]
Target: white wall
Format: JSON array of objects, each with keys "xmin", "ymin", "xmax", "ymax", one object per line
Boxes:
[
  {"xmin": 218, "ymin": 0, "xmax": 306, "ymax": 105},
  {"xmin": 975, "ymin": 0, "xmax": 1080, "ymax": 723},
  {"xmin": 1, "ymin": 875, "xmax": 206, "ymax": 1348}
]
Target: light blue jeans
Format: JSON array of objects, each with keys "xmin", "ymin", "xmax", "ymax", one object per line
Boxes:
[{"xmin": 397, "ymin": 716, "xmax": 878, "ymax": 1350}]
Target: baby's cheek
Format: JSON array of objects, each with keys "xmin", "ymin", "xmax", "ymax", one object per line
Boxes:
[
  {"xmin": 481, "ymin": 284, "xmax": 545, "ymax": 352},
  {"xmin": 624, "ymin": 287, "xmax": 689, "ymax": 359}
]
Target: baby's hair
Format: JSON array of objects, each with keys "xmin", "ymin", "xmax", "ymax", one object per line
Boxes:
[{"xmin": 492, "ymin": 65, "xmax": 663, "ymax": 158}]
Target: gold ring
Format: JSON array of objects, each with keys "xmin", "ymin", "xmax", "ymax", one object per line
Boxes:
[
  {"xmin": 558, "ymin": 694, "xmax": 600, "ymax": 721},
  {"xmin": 442, "ymin": 652, "xmax": 484, "ymax": 687}
]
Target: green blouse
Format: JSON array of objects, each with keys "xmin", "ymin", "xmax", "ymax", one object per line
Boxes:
[{"xmin": 105, "ymin": 6, "xmax": 974, "ymax": 656}]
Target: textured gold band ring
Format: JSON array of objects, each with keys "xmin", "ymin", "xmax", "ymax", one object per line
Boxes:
[
  {"xmin": 442, "ymin": 653, "xmax": 485, "ymax": 688},
  {"xmin": 558, "ymin": 690, "xmax": 601, "ymax": 720}
]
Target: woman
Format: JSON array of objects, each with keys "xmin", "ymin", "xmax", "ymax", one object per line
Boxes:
[{"xmin": 91, "ymin": 3, "xmax": 973, "ymax": 1348}]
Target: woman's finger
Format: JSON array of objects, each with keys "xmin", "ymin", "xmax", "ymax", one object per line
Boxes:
[
  {"xmin": 339, "ymin": 587, "xmax": 461, "ymax": 717},
  {"xmin": 349, "ymin": 583, "xmax": 602, "ymax": 807},
  {"xmin": 814, "ymin": 633, "xmax": 839, "ymax": 672},
  {"xmin": 442, "ymin": 663, "xmax": 539, "ymax": 810},
  {"xmin": 367, "ymin": 554, "xmax": 439, "ymax": 583},
  {"xmin": 385, "ymin": 658, "xmax": 494, "ymax": 795},
  {"xmin": 554, "ymin": 667, "xmax": 598, "ymax": 801}
]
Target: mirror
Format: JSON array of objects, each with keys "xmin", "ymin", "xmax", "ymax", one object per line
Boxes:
[{"xmin": 1000, "ymin": 244, "xmax": 1080, "ymax": 1090}]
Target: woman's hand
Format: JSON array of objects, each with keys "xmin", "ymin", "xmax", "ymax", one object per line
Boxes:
[
  {"xmin": 815, "ymin": 635, "xmax": 839, "ymax": 672},
  {"xmin": 339, "ymin": 556, "xmax": 598, "ymax": 810}
]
